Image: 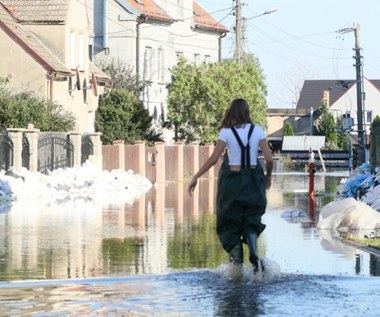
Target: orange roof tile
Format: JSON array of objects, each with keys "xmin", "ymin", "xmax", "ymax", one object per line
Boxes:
[
  {"xmin": 193, "ymin": 2, "xmax": 228, "ymax": 33},
  {"xmin": 126, "ymin": 0, "xmax": 174, "ymax": 23},
  {"xmin": 1, "ymin": 0, "xmax": 69, "ymax": 23}
]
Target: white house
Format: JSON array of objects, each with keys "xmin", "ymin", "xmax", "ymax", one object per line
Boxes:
[
  {"xmin": 90, "ymin": 0, "xmax": 227, "ymax": 142},
  {"xmin": 297, "ymin": 78, "xmax": 380, "ymax": 139}
]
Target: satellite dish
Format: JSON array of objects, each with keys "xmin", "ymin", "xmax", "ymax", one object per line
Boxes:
[
  {"xmin": 68, "ymin": 76, "xmax": 73, "ymax": 95},
  {"xmin": 76, "ymin": 67, "xmax": 81, "ymax": 90},
  {"xmin": 91, "ymin": 73, "xmax": 98, "ymax": 97},
  {"xmin": 83, "ymin": 78, "xmax": 87, "ymax": 103}
]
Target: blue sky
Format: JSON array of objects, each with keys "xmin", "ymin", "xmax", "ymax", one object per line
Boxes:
[{"xmin": 196, "ymin": 0, "xmax": 380, "ymax": 108}]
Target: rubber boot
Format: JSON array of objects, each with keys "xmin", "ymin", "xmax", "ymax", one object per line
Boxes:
[
  {"xmin": 246, "ymin": 231, "xmax": 262, "ymax": 273},
  {"xmin": 228, "ymin": 243, "xmax": 243, "ymax": 265}
]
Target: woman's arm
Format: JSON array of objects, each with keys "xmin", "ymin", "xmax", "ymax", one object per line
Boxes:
[
  {"xmin": 259, "ymin": 138, "xmax": 273, "ymax": 190},
  {"xmin": 187, "ymin": 140, "xmax": 226, "ymax": 196}
]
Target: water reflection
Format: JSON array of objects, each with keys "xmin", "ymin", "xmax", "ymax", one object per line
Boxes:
[
  {"xmin": 370, "ymin": 254, "xmax": 380, "ymax": 276},
  {"xmin": 0, "ymin": 170, "xmax": 379, "ymax": 282},
  {"xmin": 0, "ymin": 200, "xmax": 104, "ymax": 280}
]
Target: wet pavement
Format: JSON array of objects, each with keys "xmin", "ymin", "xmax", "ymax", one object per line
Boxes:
[{"xmin": 0, "ymin": 170, "xmax": 380, "ymax": 316}]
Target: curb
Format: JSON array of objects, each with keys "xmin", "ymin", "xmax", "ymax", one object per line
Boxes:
[{"xmin": 341, "ymin": 239, "xmax": 380, "ymax": 257}]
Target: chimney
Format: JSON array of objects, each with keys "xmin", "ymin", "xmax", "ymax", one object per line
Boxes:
[{"xmin": 323, "ymin": 90, "xmax": 330, "ymax": 107}]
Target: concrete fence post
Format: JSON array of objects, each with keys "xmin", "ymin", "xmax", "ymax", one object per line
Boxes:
[
  {"xmin": 155, "ymin": 142, "xmax": 165, "ymax": 184},
  {"xmin": 189, "ymin": 142, "xmax": 199, "ymax": 178},
  {"xmin": 205, "ymin": 143, "xmax": 214, "ymax": 178},
  {"xmin": 23, "ymin": 125, "xmax": 40, "ymax": 173},
  {"xmin": 6, "ymin": 128, "xmax": 23, "ymax": 172},
  {"xmin": 88, "ymin": 132, "xmax": 103, "ymax": 169},
  {"xmin": 135, "ymin": 140, "xmax": 146, "ymax": 177},
  {"xmin": 175, "ymin": 142, "xmax": 184, "ymax": 181},
  {"xmin": 69, "ymin": 132, "xmax": 82, "ymax": 167},
  {"xmin": 113, "ymin": 140, "xmax": 125, "ymax": 170}
]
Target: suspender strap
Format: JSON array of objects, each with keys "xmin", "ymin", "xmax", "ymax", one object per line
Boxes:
[{"xmin": 230, "ymin": 124, "xmax": 255, "ymax": 169}]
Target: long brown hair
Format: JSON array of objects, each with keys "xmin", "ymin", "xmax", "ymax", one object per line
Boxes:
[{"xmin": 219, "ymin": 98, "xmax": 253, "ymax": 129}]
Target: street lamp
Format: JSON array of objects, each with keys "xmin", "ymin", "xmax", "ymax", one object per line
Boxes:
[
  {"xmin": 245, "ymin": 7, "xmax": 278, "ymax": 21},
  {"xmin": 234, "ymin": 6, "xmax": 278, "ymax": 63}
]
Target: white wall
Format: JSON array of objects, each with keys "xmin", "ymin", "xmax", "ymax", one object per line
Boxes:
[
  {"xmin": 330, "ymin": 78, "xmax": 380, "ymax": 135},
  {"xmin": 92, "ymin": 0, "xmax": 223, "ymax": 142}
]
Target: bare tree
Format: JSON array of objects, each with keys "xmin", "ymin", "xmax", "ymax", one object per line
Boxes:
[{"xmin": 272, "ymin": 66, "xmax": 318, "ymax": 108}]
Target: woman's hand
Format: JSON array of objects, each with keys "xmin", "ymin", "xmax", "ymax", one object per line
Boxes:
[
  {"xmin": 187, "ymin": 140, "xmax": 226, "ymax": 196},
  {"xmin": 188, "ymin": 177, "xmax": 198, "ymax": 196},
  {"xmin": 265, "ymin": 175, "xmax": 271, "ymax": 190}
]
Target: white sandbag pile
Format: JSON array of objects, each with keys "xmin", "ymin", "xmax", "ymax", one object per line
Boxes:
[
  {"xmin": 0, "ymin": 160, "xmax": 152, "ymax": 206},
  {"xmin": 337, "ymin": 162, "xmax": 380, "ymax": 212},
  {"xmin": 0, "ymin": 179, "xmax": 12, "ymax": 201},
  {"xmin": 317, "ymin": 197, "xmax": 380, "ymax": 230}
]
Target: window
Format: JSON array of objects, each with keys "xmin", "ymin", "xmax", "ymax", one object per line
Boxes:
[
  {"xmin": 144, "ymin": 46, "xmax": 153, "ymax": 81},
  {"xmin": 157, "ymin": 47, "xmax": 164, "ymax": 83},
  {"xmin": 160, "ymin": 103, "xmax": 166, "ymax": 121},
  {"xmin": 70, "ymin": 31, "xmax": 76, "ymax": 69},
  {"xmin": 78, "ymin": 33, "xmax": 85, "ymax": 70},
  {"xmin": 177, "ymin": 0, "xmax": 184, "ymax": 18},
  {"xmin": 366, "ymin": 111, "xmax": 373, "ymax": 123},
  {"xmin": 88, "ymin": 44, "xmax": 93, "ymax": 61},
  {"xmin": 176, "ymin": 51, "xmax": 184, "ymax": 63},
  {"xmin": 194, "ymin": 53, "xmax": 200, "ymax": 66},
  {"xmin": 204, "ymin": 55, "xmax": 211, "ymax": 63}
]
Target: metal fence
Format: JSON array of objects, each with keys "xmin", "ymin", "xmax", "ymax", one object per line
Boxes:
[
  {"xmin": 0, "ymin": 133, "xmax": 13, "ymax": 171},
  {"xmin": 81, "ymin": 135, "xmax": 94, "ymax": 164},
  {"xmin": 38, "ymin": 134, "xmax": 74, "ymax": 174},
  {"xmin": 1, "ymin": 129, "xmax": 102, "ymax": 173},
  {"xmin": 22, "ymin": 136, "xmax": 30, "ymax": 169}
]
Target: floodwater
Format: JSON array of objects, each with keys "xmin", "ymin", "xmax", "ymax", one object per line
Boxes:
[{"xmin": 0, "ymin": 168, "xmax": 380, "ymax": 316}]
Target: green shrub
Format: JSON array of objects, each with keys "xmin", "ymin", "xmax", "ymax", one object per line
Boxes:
[{"xmin": 0, "ymin": 76, "xmax": 76, "ymax": 131}]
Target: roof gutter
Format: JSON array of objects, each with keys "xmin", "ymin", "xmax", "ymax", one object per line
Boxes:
[
  {"xmin": 218, "ymin": 32, "xmax": 227, "ymax": 62},
  {"xmin": 103, "ymin": 0, "xmax": 109, "ymax": 50},
  {"xmin": 136, "ymin": 16, "xmax": 147, "ymax": 79},
  {"xmin": 0, "ymin": 20, "xmax": 56, "ymax": 73},
  {"xmin": 0, "ymin": 20, "xmax": 71, "ymax": 77}
]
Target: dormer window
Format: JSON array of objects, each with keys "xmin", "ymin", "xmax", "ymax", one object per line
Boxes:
[
  {"xmin": 70, "ymin": 30, "xmax": 85, "ymax": 70},
  {"xmin": 135, "ymin": 0, "xmax": 144, "ymax": 5}
]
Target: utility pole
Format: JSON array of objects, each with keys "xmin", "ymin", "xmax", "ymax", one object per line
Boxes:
[
  {"xmin": 353, "ymin": 24, "xmax": 365, "ymax": 165},
  {"xmin": 234, "ymin": 0, "xmax": 243, "ymax": 63},
  {"xmin": 310, "ymin": 107, "xmax": 313, "ymax": 135},
  {"xmin": 233, "ymin": 3, "xmax": 277, "ymax": 64},
  {"xmin": 337, "ymin": 23, "xmax": 365, "ymax": 165}
]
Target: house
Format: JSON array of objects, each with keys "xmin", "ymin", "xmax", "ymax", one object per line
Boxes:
[
  {"xmin": 90, "ymin": 0, "xmax": 228, "ymax": 142},
  {"xmin": 266, "ymin": 108, "xmax": 311, "ymax": 152},
  {"xmin": 267, "ymin": 78, "xmax": 380, "ymax": 148},
  {"xmin": 0, "ymin": 0, "xmax": 111, "ymax": 133},
  {"xmin": 297, "ymin": 78, "xmax": 380, "ymax": 140}
]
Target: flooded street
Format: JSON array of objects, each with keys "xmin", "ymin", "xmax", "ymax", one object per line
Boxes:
[{"xmin": 0, "ymin": 170, "xmax": 380, "ymax": 316}]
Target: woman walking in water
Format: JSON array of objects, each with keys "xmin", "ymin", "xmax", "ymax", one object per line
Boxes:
[{"xmin": 188, "ymin": 98, "xmax": 273, "ymax": 272}]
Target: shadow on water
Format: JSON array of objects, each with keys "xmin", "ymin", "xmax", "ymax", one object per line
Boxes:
[{"xmin": 0, "ymin": 165, "xmax": 380, "ymax": 315}]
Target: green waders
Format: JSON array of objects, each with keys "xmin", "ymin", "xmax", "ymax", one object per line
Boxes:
[{"xmin": 216, "ymin": 125, "xmax": 267, "ymax": 268}]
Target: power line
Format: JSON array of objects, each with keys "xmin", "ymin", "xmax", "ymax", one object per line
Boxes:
[
  {"xmin": 77, "ymin": 0, "xmax": 230, "ymax": 55},
  {"xmin": 249, "ymin": 18, "xmax": 346, "ymax": 51},
  {"xmin": 247, "ymin": 25, "xmax": 351, "ymax": 61}
]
